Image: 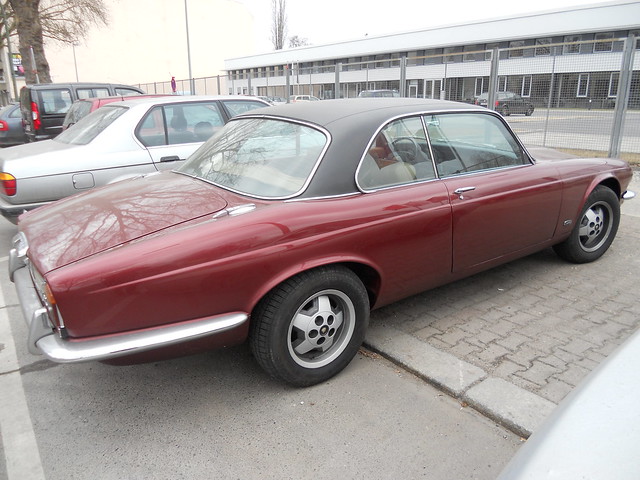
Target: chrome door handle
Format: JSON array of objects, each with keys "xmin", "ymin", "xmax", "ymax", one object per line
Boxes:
[{"xmin": 454, "ymin": 187, "xmax": 476, "ymax": 195}]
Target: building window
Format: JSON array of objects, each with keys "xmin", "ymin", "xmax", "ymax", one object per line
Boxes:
[
  {"xmin": 444, "ymin": 47, "xmax": 462, "ymax": 63},
  {"xmin": 498, "ymin": 76, "xmax": 507, "ymax": 92},
  {"xmin": 577, "ymin": 74, "xmax": 590, "ymax": 97},
  {"xmin": 564, "ymin": 35, "xmax": 582, "ymax": 54},
  {"xmin": 594, "ymin": 32, "xmax": 614, "ymax": 52},
  {"xmin": 509, "ymin": 40, "xmax": 525, "ymax": 58},
  {"xmin": 521, "ymin": 76, "xmax": 532, "ymax": 97},
  {"xmin": 608, "ymin": 72, "xmax": 619, "ymax": 98},
  {"xmin": 463, "ymin": 44, "xmax": 484, "ymax": 62},
  {"xmin": 475, "ymin": 77, "xmax": 487, "ymax": 96},
  {"xmin": 535, "ymin": 38, "xmax": 552, "ymax": 56}
]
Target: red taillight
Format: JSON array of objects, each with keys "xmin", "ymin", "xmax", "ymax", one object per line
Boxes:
[
  {"xmin": 0, "ymin": 173, "xmax": 17, "ymax": 196},
  {"xmin": 0, "ymin": 120, "xmax": 8, "ymax": 131},
  {"xmin": 30, "ymin": 101, "xmax": 41, "ymax": 131},
  {"xmin": 495, "ymin": 100, "xmax": 500, "ymax": 107}
]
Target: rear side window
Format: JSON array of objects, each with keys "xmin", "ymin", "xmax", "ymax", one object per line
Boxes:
[
  {"xmin": 77, "ymin": 88, "xmax": 110, "ymax": 99},
  {"xmin": 39, "ymin": 89, "xmax": 73, "ymax": 114},
  {"xmin": 137, "ymin": 102, "xmax": 225, "ymax": 147}
]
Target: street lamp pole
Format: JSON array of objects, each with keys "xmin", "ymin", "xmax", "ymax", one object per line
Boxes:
[{"xmin": 184, "ymin": 0, "xmax": 194, "ymax": 95}]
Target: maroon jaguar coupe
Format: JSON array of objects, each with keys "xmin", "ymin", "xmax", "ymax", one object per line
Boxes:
[{"xmin": 10, "ymin": 98, "xmax": 634, "ymax": 386}]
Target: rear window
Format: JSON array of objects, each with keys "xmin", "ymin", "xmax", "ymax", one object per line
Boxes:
[
  {"xmin": 55, "ymin": 105, "xmax": 127, "ymax": 145},
  {"xmin": 39, "ymin": 89, "xmax": 73, "ymax": 114},
  {"xmin": 115, "ymin": 88, "xmax": 142, "ymax": 96}
]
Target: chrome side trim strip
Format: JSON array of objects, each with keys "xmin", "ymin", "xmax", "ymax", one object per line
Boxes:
[{"xmin": 35, "ymin": 312, "xmax": 248, "ymax": 364}]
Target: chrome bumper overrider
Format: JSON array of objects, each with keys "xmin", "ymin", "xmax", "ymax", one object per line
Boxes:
[{"xmin": 9, "ymin": 233, "xmax": 248, "ymax": 363}]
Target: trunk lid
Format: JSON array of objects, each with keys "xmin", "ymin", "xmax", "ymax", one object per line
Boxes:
[{"xmin": 20, "ymin": 171, "xmax": 228, "ymax": 273}]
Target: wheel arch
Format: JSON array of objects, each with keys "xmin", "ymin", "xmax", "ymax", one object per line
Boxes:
[{"xmin": 248, "ymin": 260, "xmax": 382, "ymax": 319}]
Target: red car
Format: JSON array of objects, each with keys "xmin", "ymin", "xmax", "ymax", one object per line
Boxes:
[{"xmin": 10, "ymin": 99, "xmax": 634, "ymax": 386}]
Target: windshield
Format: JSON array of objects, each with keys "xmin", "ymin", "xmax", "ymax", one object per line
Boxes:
[
  {"xmin": 178, "ymin": 118, "xmax": 327, "ymax": 199},
  {"xmin": 55, "ymin": 105, "xmax": 127, "ymax": 145}
]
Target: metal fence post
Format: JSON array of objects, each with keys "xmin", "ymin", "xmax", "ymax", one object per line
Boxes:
[
  {"xmin": 609, "ymin": 34, "xmax": 636, "ymax": 158},
  {"xmin": 399, "ymin": 57, "xmax": 407, "ymax": 97},
  {"xmin": 286, "ymin": 66, "xmax": 291, "ymax": 102},
  {"xmin": 487, "ymin": 48, "xmax": 499, "ymax": 112},
  {"xmin": 335, "ymin": 63, "xmax": 341, "ymax": 99}
]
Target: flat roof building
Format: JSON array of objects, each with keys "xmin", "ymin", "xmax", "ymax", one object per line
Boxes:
[{"xmin": 224, "ymin": 0, "xmax": 640, "ymax": 108}]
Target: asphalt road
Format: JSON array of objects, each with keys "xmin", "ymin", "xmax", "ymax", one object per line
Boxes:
[{"xmin": 0, "ymin": 218, "xmax": 520, "ymax": 480}]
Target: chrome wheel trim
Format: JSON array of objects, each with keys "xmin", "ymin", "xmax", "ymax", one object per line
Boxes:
[
  {"xmin": 287, "ymin": 289, "xmax": 356, "ymax": 369},
  {"xmin": 578, "ymin": 201, "xmax": 613, "ymax": 252}
]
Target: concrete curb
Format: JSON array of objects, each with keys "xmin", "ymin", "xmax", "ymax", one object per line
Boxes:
[{"xmin": 365, "ymin": 324, "xmax": 556, "ymax": 438}]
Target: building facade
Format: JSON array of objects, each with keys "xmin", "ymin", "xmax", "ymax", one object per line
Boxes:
[{"xmin": 224, "ymin": 1, "xmax": 640, "ymax": 109}]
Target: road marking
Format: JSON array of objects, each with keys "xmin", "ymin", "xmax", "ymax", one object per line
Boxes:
[{"xmin": 0, "ymin": 286, "xmax": 46, "ymax": 479}]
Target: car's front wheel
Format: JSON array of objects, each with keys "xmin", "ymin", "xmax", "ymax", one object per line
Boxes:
[
  {"xmin": 553, "ymin": 185, "xmax": 620, "ymax": 263},
  {"xmin": 250, "ymin": 266, "xmax": 370, "ymax": 387}
]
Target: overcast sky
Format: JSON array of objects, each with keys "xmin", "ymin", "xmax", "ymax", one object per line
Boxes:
[{"xmin": 239, "ymin": 0, "xmax": 612, "ymax": 52}]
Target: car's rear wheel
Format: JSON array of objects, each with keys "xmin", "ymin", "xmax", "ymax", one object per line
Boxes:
[
  {"xmin": 501, "ymin": 105, "xmax": 510, "ymax": 116},
  {"xmin": 525, "ymin": 106, "xmax": 534, "ymax": 116},
  {"xmin": 250, "ymin": 266, "xmax": 370, "ymax": 387},
  {"xmin": 553, "ymin": 185, "xmax": 620, "ymax": 263}
]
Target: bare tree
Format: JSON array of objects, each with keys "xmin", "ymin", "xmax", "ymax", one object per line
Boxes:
[
  {"xmin": 288, "ymin": 35, "xmax": 309, "ymax": 48},
  {"xmin": 271, "ymin": 0, "xmax": 286, "ymax": 50},
  {"xmin": 3, "ymin": 0, "xmax": 108, "ymax": 84}
]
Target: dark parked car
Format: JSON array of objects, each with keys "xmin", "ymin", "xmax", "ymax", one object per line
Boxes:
[
  {"xmin": 9, "ymin": 99, "xmax": 634, "ymax": 387},
  {"xmin": 0, "ymin": 103, "xmax": 28, "ymax": 147},
  {"xmin": 476, "ymin": 92, "xmax": 535, "ymax": 116},
  {"xmin": 20, "ymin": 82, "xmax": 144, "ymax": 142}
]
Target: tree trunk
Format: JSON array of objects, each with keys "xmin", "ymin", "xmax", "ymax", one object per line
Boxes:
[{"xmin": 9, "ymin": 0, "xmax": 52, "ymax": 84}]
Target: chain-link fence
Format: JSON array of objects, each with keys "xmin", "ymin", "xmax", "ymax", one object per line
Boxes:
[{"xmin": 137, "ymin": 35, "xmax": 640, "ymax": 160}]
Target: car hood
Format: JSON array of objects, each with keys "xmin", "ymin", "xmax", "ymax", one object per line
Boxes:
[{"xmin": 20, "ymin": 171, "xmax": 228, "ymax": 273}]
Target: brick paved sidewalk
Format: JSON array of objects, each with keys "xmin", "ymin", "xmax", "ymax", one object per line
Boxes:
[{"xmin": 365, "ymin": 173, "xmax": 640, "ymax": 436}]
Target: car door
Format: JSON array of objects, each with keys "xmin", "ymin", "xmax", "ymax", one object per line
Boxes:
[
  {"xmin": 425, "ymin": 112, "xmax": 562, "ymax": 273},
  {"xmin": 137, "ymin": 102, "xmax": 226, "ymax": 170},
  {"xmin": 356, "ymin": 115, "xmax": 453, "ymax": 301}
]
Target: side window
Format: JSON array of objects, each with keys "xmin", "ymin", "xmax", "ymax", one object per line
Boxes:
[
  {"xmin": 165, "ymin": 103, "xmax": 225, "ymax": 144},
  {"xmin": 93, "ymin": 88, "xmax": 110, "ymax": 98},
  {"xmin": 76, "ymin": 89, "xmax": 93, "ymax": 99},
  {"xmin": 136, "ymin": 106, "xmax": 167, "ymax": 147},
  {"xmin": 425, "ymin": 113, "xmax": 528, "ymax": 177},
  {"xmin": 222, "ymin": 100, "xmax": 268, "ymax": 117},
  {"xmin": 357, "ymin": 116, "xmax": 435, "ymax": 190},
  {"xmin": 115, "ymin": 88, "xmax": 142, "ymax": 96},
  {"xmin": 39, "ymin": 89, "xmax": 73, "ymax": 114}
]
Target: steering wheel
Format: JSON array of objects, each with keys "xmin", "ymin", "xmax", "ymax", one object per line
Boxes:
[{"xmin": 392, "ymin": 137, "xmax": 421, "ymax": 163}]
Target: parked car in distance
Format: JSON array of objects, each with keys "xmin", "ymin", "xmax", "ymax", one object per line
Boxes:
[
  {"xmin": 497, "ymin": 329, "xmax": 640, "ymax": 480},
  {"xmin": 358, "ymin": 89, "xmax": 400, "ymax": 98},
  {"xmin": 20, "ymin": 82, "xmax": 145, "ymax": 142},
  {"xmin": 476, "ymin": 91, "xmax": 535, "ymax": 116},
  {"xmin": 62, "ymin": 94, "xmax": 171, "ymax": 130},
  {"xmin": 0, "ymin": 95, "xmax": 270, "ymax": 223},
  {"xmin": 0, "ymin": 103, "xmax": 28, "ymax": 147},
  {"xmin": 290, "ymin": 95, "xmax": 320, "ymax": 102},
  {"xmin": 8, "ymin": 98, "xmax": 633, "ymax": 388}
]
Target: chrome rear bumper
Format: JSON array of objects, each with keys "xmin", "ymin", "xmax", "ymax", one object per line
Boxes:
[{"xmin": 9, "ymin": 233, "xmax": 248, "ymax": 363}]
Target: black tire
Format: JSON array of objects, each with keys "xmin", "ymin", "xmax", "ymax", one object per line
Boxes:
[
  {"xmin": 553, "ymin": 185, "xmax": 620, "ymax": 264},
  {"xmin": 501, "ymin": 105, "xmax": 510, "ymax": 116},
  {"xmin": 249, "ymin": 266, "xmax": 370, "ymax": 387},
  {"xmin": 525, "ymin": 106, "xmax": 534, "ymax": 116}
]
